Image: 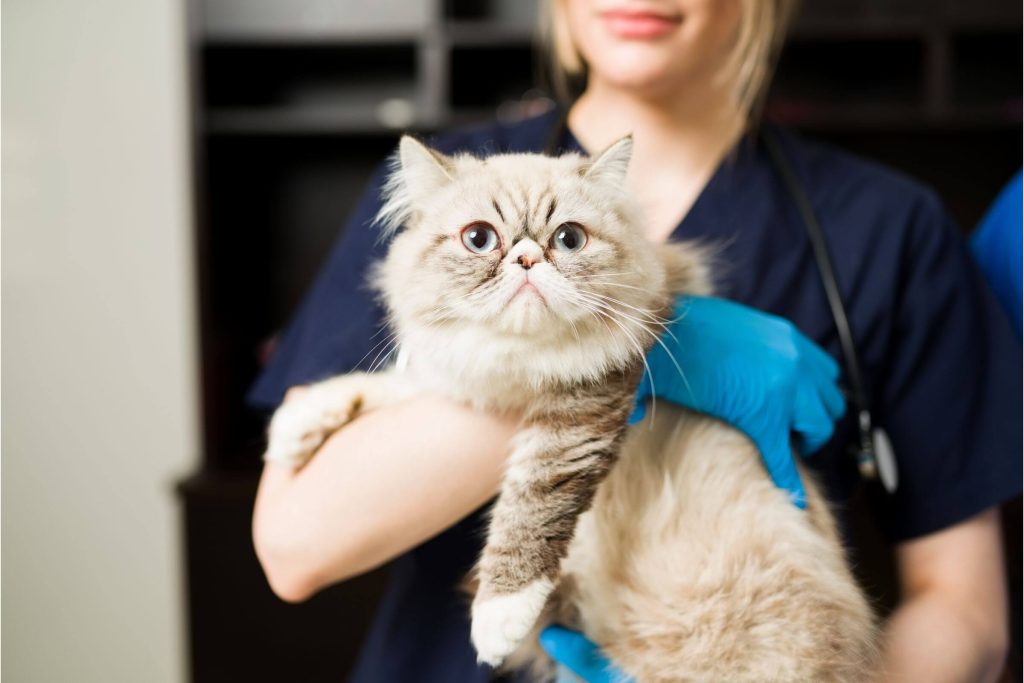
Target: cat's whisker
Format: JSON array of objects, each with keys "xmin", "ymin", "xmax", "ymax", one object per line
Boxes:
[
  {"xmin": 581, "ymin": 286, "xmax": 680, "ymax": 327},
  {"xmin": 570, "ymin": 291, "xmax": 654, "ymax": 331},
  {"xmin": 581, "ymin": 290, "xmax": 671, "ymax": 320},
  {"xmin": 576, "ymin": 291, "xmax": 681, "ymax": 346},
  {"xmin": 574, "ymin": 292, "xmax": 674, "ymax": 338},
  {"xmin": 573, "ymin": 288, "xmax": 669, "ymax": 318},
  {"xmin": 353, "ymin": 329, "xmax": 402, "ymax": 371},
  {"xmin": 582, "ymin": 302, "xmax": 672, "ymax": 335},
  {"xmin": 571, "ymin": 298, "xmax": 653, "ymax": 381},
  {"xmin": 565, "ymin": 311, "xmax": 582, "ymax": 346},
  {"xmin": 424, "ymin": 286, "xmax": 497, "ymax": 324},
  {"xmin": 367, "ymin": 336, "xmax": 402, "ymax": 374},
  {"xmin": 570, "ymin": 293, "xmax": 690, "ymax": 398},
  {"xmin": 595, "ymin": 301, "xmax": 689, "ymax": 392},
  {"xmin": 532, "ymin": 278, "xmax": 583, "ymax": 345},
  {"xmin": 363, "ymin": 324, "xmax": 406, "ymax": 373},
  {"xmin": 576, "ymin": 300, "xmax": 658, "ymax": 427},
  {"xmin": 436, "ymin": 288, "xmax": 489, "ymax": 310},
  {"xmin": 424, "ymin": 306, "xmax": 462, "ymax": 324},
  {"xmin": 573, "ymin": 275, "xmax": 678, "ymax": 313},
  {"xmin": 574, "ymin": 270, "xmax": 643, "ymax": 279},
  {"xmin": 574, "ymin": 274, "xmax": 647, "ymax": 284},
  {"xmin": 371, "ymin": 342, "xmax": 403, "ymax": 374},
  {"xmin": 368, "ymin": 323, "xmax": 395, "ymax": 341},
  {"xmin": 575, "ymin": 280, "xmax": 653, "ymax": 294}
]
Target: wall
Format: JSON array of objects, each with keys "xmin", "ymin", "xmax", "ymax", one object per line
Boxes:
[{"xmin": 2, "ymin": 0, "xmax": 197, "ymax": 680}]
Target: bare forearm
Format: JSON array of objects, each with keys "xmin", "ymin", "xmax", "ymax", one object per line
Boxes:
[
  {"xmin": 253, "ymin": 396, "xmax": 517, "ymax": 601},
  {"xmin": 879, "ymin": 510, "xmax": 1009, "ymax": 683},
  {"xmin": 879, "ymin": 593, "xmax": 1007, "ymax": 683}
]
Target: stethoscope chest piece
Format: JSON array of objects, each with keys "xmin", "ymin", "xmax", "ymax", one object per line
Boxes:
[
  {"xmin": 872, "ymin": 427, "xmax": 898, "ymax": 494},
  {"xmin": 855, "ymin": 407, "xmax": 899, "ymax": 494}
]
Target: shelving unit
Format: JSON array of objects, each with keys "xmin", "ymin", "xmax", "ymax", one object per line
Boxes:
[
  {"xmin": 194, "ymin": 1, "xmax": 1022, "ymax": 137},
  {"xmin": 179, "ymin": 1, "xmax": 1021, "ymax": 681}
]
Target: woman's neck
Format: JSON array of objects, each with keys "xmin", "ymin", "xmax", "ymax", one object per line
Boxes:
[
  {"xmin": 568, "ymin": 76, "xmax": 745, "ymax": 169},
  {"xmin": 567, "ymin": 78, "xmax": 746, "ymax": 242}
]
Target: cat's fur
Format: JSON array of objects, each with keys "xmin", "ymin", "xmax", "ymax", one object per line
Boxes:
[{"xmin": 264, "ymin": 136, "xmax": 879, "ymax": 681}]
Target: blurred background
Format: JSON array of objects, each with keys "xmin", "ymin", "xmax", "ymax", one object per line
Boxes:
[{"xmin": 3, "ymin": 0, "xmax": 1021, "ymax": 681}]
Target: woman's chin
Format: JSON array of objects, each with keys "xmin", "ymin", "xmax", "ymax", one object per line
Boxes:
[{"xmin": 588, "ymin": 54, "xmax": 694, "ymax": 96}]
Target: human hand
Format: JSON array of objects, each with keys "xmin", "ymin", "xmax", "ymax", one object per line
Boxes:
[
  {"xmin": 539, "ymin": 626, "xmax": 631, "ymax": 683},
  {"xmin": 631, "ymin": 295, "xmax": 846, "ymax": 508}
]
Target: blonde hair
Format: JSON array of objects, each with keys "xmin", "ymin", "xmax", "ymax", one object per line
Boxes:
[{"xmin": 540, "ymin": 0, "xmax": 800, "ymax": 120}]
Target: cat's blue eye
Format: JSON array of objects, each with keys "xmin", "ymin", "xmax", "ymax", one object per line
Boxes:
[
  {"xmin": 461, "ymin": 222, "xmax": 500, "ymax": 254},
  {"xmin": 551, "ymin": 223, "xmax": 588, "ymax": 253}
]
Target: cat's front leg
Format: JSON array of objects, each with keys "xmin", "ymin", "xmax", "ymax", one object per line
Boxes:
[
  {"xmin": 470, "ymin": 379, "xmax": 635, "ymax": 667},
  {"xmin": 264, "ymin": 370, "xmax": 416, "ymax": 469}
]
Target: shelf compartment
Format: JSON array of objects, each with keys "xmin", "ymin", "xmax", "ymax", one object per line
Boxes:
[
  {"xmin": 204, "ymin": 44, "xmax": 416, "ymax": 105},
  {"xmin": 446, "ymin": 20, "xmax": 534, "ymax": 47},
  {"xmin": 201, "ymin": 136, "xmax": 396, "ymax": 462},
  {"xmin": 202, "ymin": 44, "xmax": 422, "ymax": 133},
  {"xmin": 444, "ymin": 0, "xmax": 537, "ymax": 27},
  {"xmin": 205, "ymin": 105, "xmax": 421, "ymax": 135},
  {"xmin": 771, "ymin": 37, "xmax": 925, "ymax": 109},
  {"xmin": 202, "ymin": 0, "xmax": 431, "ymax": 41},
  {"xmin": 951, "ymin": 31, "xmax": 1023, "ymax": 109},
  {"xmin": 449, "ymin": 45, "xmax": 537, "ymax": 110}
]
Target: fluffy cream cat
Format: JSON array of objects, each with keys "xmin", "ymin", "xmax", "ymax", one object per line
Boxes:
[{"xmin": 264, "ymin": 136, "xmax": 879, "ymax": 681}]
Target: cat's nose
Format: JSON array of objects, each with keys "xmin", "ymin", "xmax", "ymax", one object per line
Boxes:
[
  {"xmin": 508, "ymin": 238, "xmax": 543, "ymax": 270},
  {"xmin": 505, "ymin": 237, "xmax": 544, "ymax": 270}
]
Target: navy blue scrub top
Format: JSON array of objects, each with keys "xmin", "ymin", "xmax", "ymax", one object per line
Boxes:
[{"xmin": 248, "ymin": 108, "xmax": 1023, "ymax": 683}]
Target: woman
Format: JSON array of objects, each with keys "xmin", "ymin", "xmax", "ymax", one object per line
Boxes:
[{"xmin": 250, "ymin": 2, "xmax": 1021, "ymax": 681}]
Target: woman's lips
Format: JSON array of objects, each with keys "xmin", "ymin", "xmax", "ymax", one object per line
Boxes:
[{"xmin": 601, "ymin": 9, "xmax": 681, "ymax": 39}]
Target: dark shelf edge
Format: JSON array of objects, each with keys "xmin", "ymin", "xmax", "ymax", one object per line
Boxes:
[
  {"xmin": 200, "ymin": 104, "xmax": 1022, "ymax": 136},
  {"xmin": 767, "ymin": 102, "xmax": 1022, "ymax": 130},
  {"xmin": 202, "ymin": 31, "xmax": 424, "ymax": 47},
  {"xmin": 203, "ymin": 108, "xmax": 431, "ymax": 136},
  {"xmin": 446, "ymin": 20, "xmax": 535, "ymax": 47}
]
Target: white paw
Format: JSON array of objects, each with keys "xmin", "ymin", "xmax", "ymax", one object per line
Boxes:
[
  {"xmin": 264, "ymin": 401, "xmax": 326, "ymax": 468},
  {"xmin": 264, "ymin": 393, "xmax": 360, "ymax": 468},
  {"xmin": 471, "ymin": 579, "xmax": 554, "ymax": 667}
]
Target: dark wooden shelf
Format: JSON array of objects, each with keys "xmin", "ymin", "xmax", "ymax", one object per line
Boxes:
[
  {"xmin": 201, "ymin": 30, "xmax": 423, "ymax": 46},
  {"xmin": 767, "ymin": 101, "xmax": 1023, "ymax": 130},
  {"xmin": 202, "ymin": 102, "xmax": 1023, "ymax": 137},
  {"xmin": 790, "ymin": 16, "xmax": 932, "ymax": 40},
  {"xmin": 445, "ymin": 20, "xmax": 533, "ymax": 47},
  {"xmin": 204, "ymin": 106, "xmax": 425, "ymax": 135}
]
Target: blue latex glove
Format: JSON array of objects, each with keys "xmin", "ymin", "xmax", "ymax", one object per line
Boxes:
[
  {"xmin": 630, "ymin": 295, "xmax": 846, "ymax": 508},
  {"xmin": 539, "ymin": 626, "xmax": 630, "ymax": 683}
]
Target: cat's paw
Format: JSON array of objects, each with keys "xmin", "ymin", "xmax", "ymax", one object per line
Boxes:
[
  {"xmin": 264, "ymin": 388, "xmax": 363, "ymax": 468},
  {"xmin": 471, "ymin": 578, "xmax": 554, "ymax": 667}
]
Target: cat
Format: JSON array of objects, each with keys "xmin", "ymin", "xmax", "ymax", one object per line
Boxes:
[{"xmin": 263, "ymin": 135, "xmax": 879, "ymax": 681}]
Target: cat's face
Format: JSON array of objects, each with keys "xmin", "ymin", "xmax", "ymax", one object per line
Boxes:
[{"xmin": 376, "ymin": 136, "xmax": 669, "ymax": 349}]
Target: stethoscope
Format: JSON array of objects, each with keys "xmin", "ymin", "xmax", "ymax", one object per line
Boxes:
[{"xmin": 544, "ymin": 110, "xmax": 898, "ymax": 493}]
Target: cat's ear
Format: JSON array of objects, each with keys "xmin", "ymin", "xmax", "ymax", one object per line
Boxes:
[
  {"xmin": 583, "ymin": 135, "xmax": 633, "ymax": 186},
  {"xmin": 376, "ymin": 136, "xmax": 455, "ymax": 236},
  {"xmin": 398, "ymin": 135, "xmax": 455, "ymax": 191}
]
